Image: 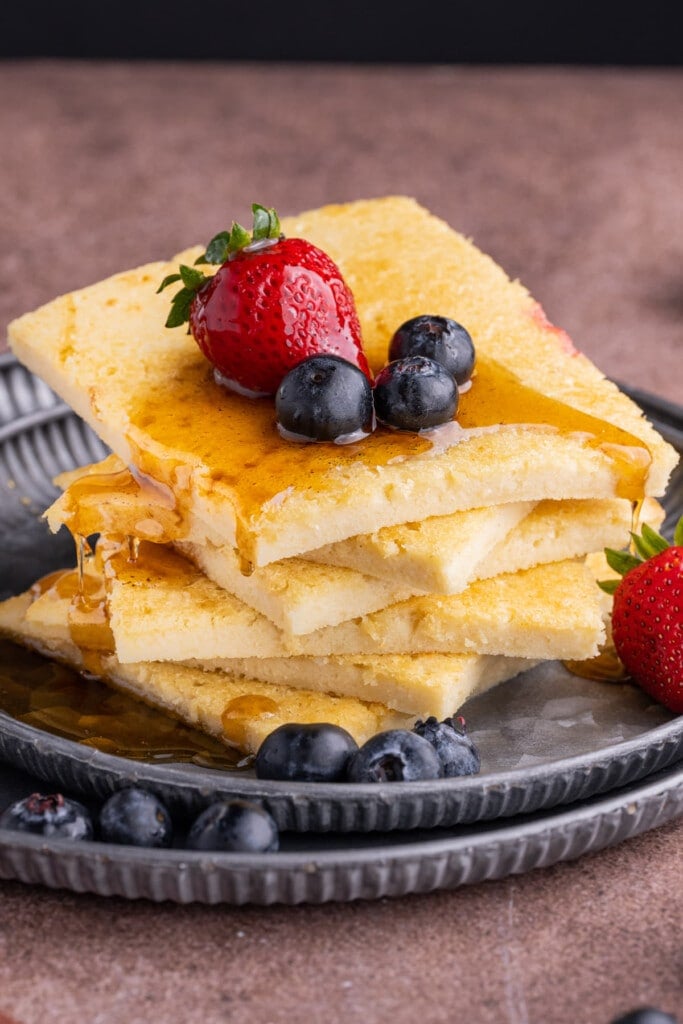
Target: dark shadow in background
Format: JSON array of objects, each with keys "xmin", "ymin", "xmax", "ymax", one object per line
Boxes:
[{"xmin": 0, "ymin": 1, "xmax": 680, "ymax": 64}]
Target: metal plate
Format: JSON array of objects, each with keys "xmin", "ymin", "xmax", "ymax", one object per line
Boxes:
[
  {"xmin": 0, "ymin": 351, "xmax": 682, "ymax": 835},
  {"xmin": 0, "ymin": 754, "xmax": 680, "ymax": 904}
]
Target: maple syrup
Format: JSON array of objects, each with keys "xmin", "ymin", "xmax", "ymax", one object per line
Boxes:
[
  {"xmin": 120, "ymin": 351, "xmax": 651, "ymax": 551},
  {"xmin": 57, "ymin": 462, "xmax": 185, "ymax": 547},
  {"xmin": 564, "ymin": 642, "xmax": 630, "ymax": 683},
  {"xmin": 30, "ymin": 566, "xmax": 114, "ymax": 652},
  {"xmin": 455, "ymin": 360, "xmax": 651, "ymax": 504},
  {"xmin": 221, "ymin": 694, "xmax": 279, "ymax": 749},
  {"xmin": 0, "ymin": 638, "xmax": 244, "ymax": 769},
  {"xmin": 47, "ymin": 346, "xmax": 653, "ymax": 574},
  {"xmin": 103, "ymin": 539, "xmax": 201, "ymax": 583}
]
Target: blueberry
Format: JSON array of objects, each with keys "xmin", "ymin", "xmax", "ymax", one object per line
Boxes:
[
  {"xmin": 276, "ymin": 354, "xmax": 374, "ymax": 443},
  {"xmin": 389, "ymin": 315, "xmax": 476, "ymax": 385},
  {"xmin": 413, "ymin": 714, "xmax": 481, "ymax": 777},
  {"xmin": 0, "ymin": 792, "xmax": 93, "ymax": 840},
  {"xmin": 610, "ymin": 1010, "xmax": 679, "ymax": 1024},
  {"xmin": 255, "ymin": 723, "xmax": 358, "ymax": 782},
  {"xmin": 99, "ymin": 787, "xmax": 173, "ymax": 848},
  {"xmin": 186, "ymin": 799, "xmax": 279, "ymax": 853},
  {"xmin": 346, "ymin": 729, "xmax": 443, "ymax": 783},
  {"xmin": 373, "ymin": 356, "xmax": 458, "ymax": 432}
]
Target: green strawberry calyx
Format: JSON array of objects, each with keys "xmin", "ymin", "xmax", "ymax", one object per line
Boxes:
[
  {"xmin": 156, "ymin": 204, "xmax": 282, "ymax": 329},
  {"xmin": 598, "ymin": 514, "xmax": 683, "ymax": 595}
]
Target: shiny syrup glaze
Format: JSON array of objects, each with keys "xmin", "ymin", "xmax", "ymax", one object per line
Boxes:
[
  {"xmin": 126, "ymin": 352, "xmax": 651, "ymax": 509},
  {"xmin": 31, "ymin": 564, "xmax": 114, "ymax": 653},
  {"xmin": 563, "ymin": 644, "xmax": 630, "ymax": 683},
  {"xmin": 58, "ymin": 464, "xmax": 183, "ymax": 546},
  {"xmin": 0, "ymin": 638, "xmax": 245, "ymax": 769},
  {"xmin": 221, "ymin": 695, "xmax": 280, "ymax": 749},
  {"xmin": 31, "ymin": 540, "xmax": 200, "ymax": 651},
  {"xmin": 59, "ymin": 352, "xmax": 653, "ymax": 562},
  {"xmin": 455, "ymin": 361, "xmax": 651, "ymax": 503},
  {"xmin": 16, "ymin": 545, "xmax": 260, "ymax": 761},
  {"xmin": 20, "ymin": 349, "xmax": 652, "ymax": 742}
]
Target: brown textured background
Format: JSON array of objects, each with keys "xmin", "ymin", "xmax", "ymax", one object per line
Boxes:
[{"xmin": 0, "ymin": 62, "xmax": 681, "ymax": 1024}]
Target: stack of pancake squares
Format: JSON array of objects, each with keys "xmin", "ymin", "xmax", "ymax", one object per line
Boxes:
[{"xmin": 0, "ymin": 197, "xmax": 678, "ymax": 755}]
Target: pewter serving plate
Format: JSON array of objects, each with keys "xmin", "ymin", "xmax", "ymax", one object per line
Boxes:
[
  {"xmin": 0, "ymin": 755, "xmax": 680, "ymax": 904},
  {"xmin": 0, "ymin": 351, "xmax": 682, "ymax": 843}
]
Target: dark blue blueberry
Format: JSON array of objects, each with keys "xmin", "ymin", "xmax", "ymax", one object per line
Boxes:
[
  {"xmin": 413, "ymin": 714, "xmax": 481, "ymax": 777},
  {"xmin": 186, "ymin": 799, "xmax": 279, "ymax": 853},
  {"xmin": 610, "ymin": 1010, "xmax": 679, "ymax": 1024},
  {"xmin": 389, "ymin": 315, "xmax": 476, "ymax": 385},
  {"xmin": 275, "ymin": 354, "xmax": 374, "ymax": 443},
  {"xmin": 346, "ymin": 729, "xmax": 442, "ymax": 783},
  {"xmin": 99, "ymin": 787, "xmax": 173, "ymax": 848},
  {"xmin": 255, "ymin": 723, "xmax": 358, "ymax": 782},
  {"xmin": 373, "ymin": 356, "xmax": 457, "ymax": 432},
  {"xmin": 0, "ymin": 792, "xmax": 93, "ymax": 840}
]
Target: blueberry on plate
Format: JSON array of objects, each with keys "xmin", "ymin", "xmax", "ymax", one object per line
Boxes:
[
  {"xmin": 346, "ymin": 729, "xmax": 443, "ymax": 783},
  {"xmin": 186, "ymin": 799, "xmax": 279, "ymax": 853},
  {"xmin": 413, "ymin": 715, "xmax": 481, "ymax": 777},
  {"xmin": 255, "ymin": 722, "xmax": 358, "ymax": 782},
  {"xmin": 275, "ymin": 354, "xmax": 374, "ymax": 443},
  {"xmin": 0, "ymin": 792, "xmax": 93, "ymax": 840},
  {"xmin": 373, "ymin": 356, "xmax": 458, "ymax": 432},
  {"xmin": 610, "ymin": 1010, "xmax": 679, "ymax": 1024},
  {"xmin": 389, "ymin": 315, "xmax": 476, "ymax": 386},
  {"xmin": 99, "ymin": 787, "xmax": 173, "ymax": 848}
]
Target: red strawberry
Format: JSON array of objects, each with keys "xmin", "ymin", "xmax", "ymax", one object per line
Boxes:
[
  {"xmin": 158, "ymin": 204, "xmax": 371, "ymax": 396},
  {"xmin": 600, "ymin": 515, "xmax": 683, "ymax": 713}
]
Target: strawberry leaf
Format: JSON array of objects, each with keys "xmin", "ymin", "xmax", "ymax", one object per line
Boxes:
[
  {"xmin": 179, "ymin": 264, "xmax": 206, "ymax": 289},
  {"xmin": 197, "ymin": 204, "xmax": 283, "ymax": 266},
  {"xmin": 228, "ymin": 221, "xmax": 252, "ymax": 254},
  {"xmin": 638, "ymin": 522, "xmax": 670, "ymax": 557},
  {"xmin": 156, "ymin": 272, "xmax": 182, "ymax": 294},
  {"xmin": 159, "ymin": 264, "xmax": 209, "ymax": 327},
  {"xmin": 597, "ymin": 578, "xmax": 620, "ymax": 595},
  {"xmin": 605, "ymin": 547, "xmax": 641, "ymax": 576},
  {"xmin": 202, "ymin": 222, "xmax": 252, "ymax": 264},
  {"xmin": 252, "ymin": 204, "xmax": 281, "ymax": 241},
  {"xmin": 204, "ymin": 230, "xmax": 232, "ymax": 265},
  {"xmin": 164, "ymin": 287, "xmax": 196, "ymax": 329},
  {"xmin": 161, "ymin": 204, "xmax": 283, "ymax": 327},
  {"xmin": 674, "ymin": 515, "xmax": 683, "ymax": 547}
]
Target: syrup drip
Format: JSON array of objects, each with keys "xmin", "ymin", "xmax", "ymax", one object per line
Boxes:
[
  {"xmin": 57, "ymin": 462, "xmax": 184, "ymax": 546},
  {"xmin": 67, "ymin": 466, "xmax": 141, "ymax": 503},
  {"xmin": 76, "ymin": 533, "xmax": 93, "ymax": 587},
  {"xmin": 629, "ymin": 498, "xmax": 644, "ymax": 554},
  {"xmin": 30, "ymin": 565, "xmax": 114, "ymax": 652},
  {"xmin": 29, "ymin": 540, "xmax": 202, "ymax": 664},
  {"xmin": 0, "ymin": 639, "xmax": 244, "ymax": 769},
  {"xmin": 106, "ymin": 539, "xmax": 201, "ymax": 581},
  {"xmin": 239, "ymin": 553, "xmax": 255, "ymax": 577},
  {"xmin": 21, "ymin": 543, "xmax": 245, "ymax": 766},
  {"xmin": 221, "ymin": 695, "xmax": 279, "ymax": 748},
  {"xmin": 564, "ymin": 643, "xmax": 630, "ymax": 683}
]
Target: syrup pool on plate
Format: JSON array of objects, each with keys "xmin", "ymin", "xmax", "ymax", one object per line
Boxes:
[{"xmin": 0, "ymin": 637, "xmax": 246, "ymax": 770}]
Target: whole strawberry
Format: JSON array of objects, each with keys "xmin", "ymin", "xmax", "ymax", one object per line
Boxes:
[
  {"xmin": 158, "ymin": 204, "xmax": 371, "ymax": 396},
  {"xmin": 600, "ymin": 516, "xmax": 683, "ymax": 713}
]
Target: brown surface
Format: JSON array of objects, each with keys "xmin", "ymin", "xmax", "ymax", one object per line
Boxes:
[
  {"xmin": 1, "ymin": 63, "xmax": 682, "ymax": 401},
  {"xmin": 0, "ymin": 822, "xmax": 681, "ymax": 1024},
  {"xmin": 0, "ymin": 61, "xmax": 682, "ymax": 1024}
]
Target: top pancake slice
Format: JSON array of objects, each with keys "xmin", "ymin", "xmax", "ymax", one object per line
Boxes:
[{"xmin": 8, "ymin": 197, "xmax": 678, "ymax": 566}]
